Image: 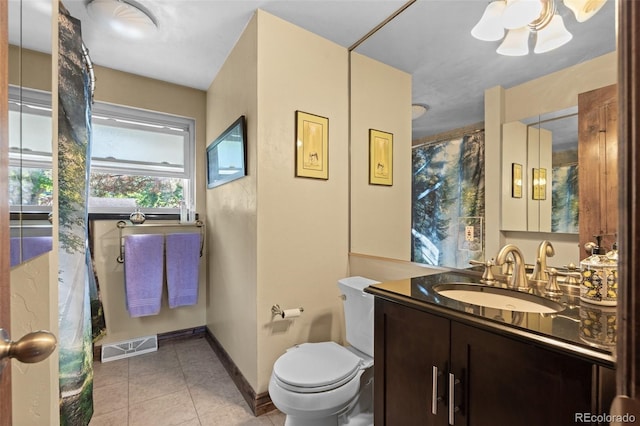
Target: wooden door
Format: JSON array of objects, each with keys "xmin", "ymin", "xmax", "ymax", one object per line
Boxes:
[
  {"xmin": 578, "ymin": 84, "xmax": 618, "ymax": 260},
  {"xmin": 374, "ymin": 299, "xmax": 450, "ymax": 426},
  {"xmin": 0, "ymin": 0, "xmax": 12, "ymax": 424}
]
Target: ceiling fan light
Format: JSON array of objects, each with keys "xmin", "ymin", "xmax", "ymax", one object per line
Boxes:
[
  {"xmin": 534, "ymin": 14, "xmax": 573, "ymax": 53},
  {"xmin": 502, "ymin": 0, "xmax": 544, "ymax": 30},
  {"xmin": 497, "ymin": 27, "xmax": 530, "ymax": 56},
  {"xmin": 563, "ymin": 0, "xmax": 607, "ymax": 23},
  {"xmin": 471, "ymin": 1, "xmax": 507, "ymax": 41},
  {"xmin": 87, "ymin": 0, "xmax": 157, "ymax": 39}
]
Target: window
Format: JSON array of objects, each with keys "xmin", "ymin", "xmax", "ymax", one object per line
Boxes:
[
  {"xmin": 89, "ymin": 103, "xmax": 195, "ymax": 214},
  {"xmin": 9, "ymin": 86, "xmax": 196, "ymax": 214},
  {"xmin": 9, "ymin": 85, "xmax": 53, "ymax": 213}
]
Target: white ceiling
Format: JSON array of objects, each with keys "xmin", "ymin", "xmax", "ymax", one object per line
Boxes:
[{"xmin": 9, "ymin": 0, "xmax": 617, "ymax": 141}]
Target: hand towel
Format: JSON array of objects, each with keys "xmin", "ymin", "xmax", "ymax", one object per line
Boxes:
[
  {"xmin": 124, "ymin": 234, "xmax": 164, "ymax": 317},
  {"xmin": 22, "ymin": 236, "xmax": 53, "ymax": 263},
  {"xmin": 10, "ymin": 236, "xmax": 53, "ymax": 266},
  {"xmin": 10, "ymin": 237, "xmax": 20, "ymax": 267},
  {"xmin": 165, "ymin": 233, "xmax": 200, "ymax": 308}
]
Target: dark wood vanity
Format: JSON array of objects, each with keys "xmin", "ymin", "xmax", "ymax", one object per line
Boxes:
[{"xmin": 367, "ymin": 272, "xmax": 616, "ymax": 426}]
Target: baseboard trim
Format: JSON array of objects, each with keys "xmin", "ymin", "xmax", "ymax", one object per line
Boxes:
[{"xmin": 204, "ymin": 327, "xmax": 275, "ymax": 417}]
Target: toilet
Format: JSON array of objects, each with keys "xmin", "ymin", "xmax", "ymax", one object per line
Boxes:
[{"xmin": 268, "ymin": 276, "xmax": 379, "ymax": 426}]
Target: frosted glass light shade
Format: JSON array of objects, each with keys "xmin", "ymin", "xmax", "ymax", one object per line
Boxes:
[
  {"xmin": 87, "ymin": 0, "xmax": 157, "ymax": 39},
  {"xmin": 534, "ymin": 15, "xmax": 573, "ymax": 53},
  {"xmin": 564, "ymin": 0, "xmax": 607, "ymax": 23},
  {"xmin": 471, "ymin": 1, "xmax": 507, "ymax": 41},
  {"xmin": 502, "ymin": 0, "xmax": 543, "ymax": 29},
  {"xmin": 497, "ymin": 27, "xmax": 530, "ymax": 56}
]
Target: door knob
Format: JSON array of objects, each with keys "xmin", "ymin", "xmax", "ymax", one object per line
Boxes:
[{"xmin": 0, "ymin": 328, "xmax": 57, "ymax": 363}]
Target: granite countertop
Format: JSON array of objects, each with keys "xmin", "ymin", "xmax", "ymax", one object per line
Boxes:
[{"xmin": 365, "ymin": 269, "xmax": 616, "ymax": 367}]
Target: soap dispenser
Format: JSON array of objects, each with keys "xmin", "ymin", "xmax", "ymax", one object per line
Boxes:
[{"xmin": 579, "ymin": 235, "xmax": 618, "ymax": 306}]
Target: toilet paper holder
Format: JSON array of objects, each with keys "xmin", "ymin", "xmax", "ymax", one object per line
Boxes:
[{"xmin": 271, "ymin": 304, "xmax": 304, "ymax": 319}]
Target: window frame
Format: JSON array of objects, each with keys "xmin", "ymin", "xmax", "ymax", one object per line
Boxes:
[{"xmin": 88, "ymin": 101, "xmax": 196, "ymax": 214}]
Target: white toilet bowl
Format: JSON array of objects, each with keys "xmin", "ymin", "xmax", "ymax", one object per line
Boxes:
[
  {"xmin": 268, "ymin": 276, "xmax": 379, "ymax": 426},
  {"xmin": 268, "ymin": 342, "xmax": 373, "ymax": 426}
]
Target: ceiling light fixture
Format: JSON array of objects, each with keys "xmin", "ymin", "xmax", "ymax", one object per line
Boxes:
[
  {"xmin": 412, "ymin": 104, "xmax": 429, "ymax": 120},
  {"xmin": 87, "ymin": 0, "xmax": 158, "ymax": 39},
  {"xmin": 471, "ymin": 0, "xmax": 605, "ymax": 56}
]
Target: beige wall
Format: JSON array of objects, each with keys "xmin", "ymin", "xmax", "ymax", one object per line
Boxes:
[
  {"xmin": 92, "ymin": 220, "xmax": 207, "ymax": 345},
  {"xmin": 205, "ymin": 12, "xmax": 259, "ymax": 390},
  {"xmin": 10, "ymin": 254, "xmax": 59, "ymax": 426},
  {"xmin": 9, "ymin": 33, "xmax": 58, "ymax": 426},
  {"xmin": 206, "ymin": 10, "xmax": 356, "ymax": 394},
  {"xmin": 485, "ymin": 51, "xmax": 617, "ymax": 265},
  {"xmin": 255, "ymin": 11, "xmax": 350, "ymax": 394},
  {"xmin": 348, "ymin": 253, "xmax": 445, "ymax": 282},
  {"xmin": 89, "ymin": 66, "xmax": 207, "ymax": 345},
  {"xmin": 8, "ymin": 46, "xmax": 52, "ymax": 90},
  {"xmin": 350, "ymin": 52, "xmax": 412, "ymax": 260}
]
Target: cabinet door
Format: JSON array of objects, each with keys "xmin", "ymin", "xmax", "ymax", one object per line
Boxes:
[
  {"xmin": 450, "ymin": 322, "xmax": 594, "ymax": 426},
  {"xmin": 374, "ymin": 299, "xmax": 450, "ymax": 426}
]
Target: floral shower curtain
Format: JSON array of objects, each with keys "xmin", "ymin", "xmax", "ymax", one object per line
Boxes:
[{"xmin": 58, "ymin": 4, "xmax": 103, "ymax": 424}]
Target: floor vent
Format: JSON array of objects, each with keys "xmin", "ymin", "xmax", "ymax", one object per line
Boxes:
[{"xmin": 101, "ymin": 335, "xmax": 158, "ymax": 363}]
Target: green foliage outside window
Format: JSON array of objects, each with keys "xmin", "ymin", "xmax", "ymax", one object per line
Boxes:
[{"xmin": 89, "ymin": 173, "xmax": 183, "ymax": 208}]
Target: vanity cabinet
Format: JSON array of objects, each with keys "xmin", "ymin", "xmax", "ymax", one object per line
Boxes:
[{"xmin": 374, "ymin": 298, "xmax": 615, "ymax": 426}]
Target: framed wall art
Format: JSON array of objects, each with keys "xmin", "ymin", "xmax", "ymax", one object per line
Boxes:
[
  {"xmin": 369, "ymin": 129, "xmax": 393, "ymax": 186},
  {"xmin": 295, "ymin": 111, "xmax": 329, "ymax": 180},
  {"xmin": 512, "ymin": 163, "xmax": 523, "ymax": 198},
  {"xmin": 206, "ymin": 115, "xmax": 247, "ymax": 189}
]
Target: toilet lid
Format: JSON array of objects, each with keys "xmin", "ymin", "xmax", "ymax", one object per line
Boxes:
[{"xmin": 273, "ymin": 342, "xmax": 362, "ymax": 391}]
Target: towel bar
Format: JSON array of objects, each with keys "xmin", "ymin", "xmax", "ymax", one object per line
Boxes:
[{"xmin": 116, "ymin": 219, "xmax": 205, "ymax": 263}]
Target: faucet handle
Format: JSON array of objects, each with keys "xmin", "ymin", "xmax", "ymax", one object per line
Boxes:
[
  {"xmin": 544, "ymin": 268, "xmax": 563, "ymax": 297},
  {"xmin": 469, "ymin": 259, "xmax": 497, "ymax": 285}
]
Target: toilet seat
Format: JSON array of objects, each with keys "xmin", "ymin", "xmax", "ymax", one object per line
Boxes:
[{"xmin": 273, "ymin": 342, "xmax": 363, "ymax": 393}]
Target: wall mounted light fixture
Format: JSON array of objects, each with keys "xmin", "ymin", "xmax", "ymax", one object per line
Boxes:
[{"xmin": 471, "ymin": 0, "xmax": 606, "ymax": 56}]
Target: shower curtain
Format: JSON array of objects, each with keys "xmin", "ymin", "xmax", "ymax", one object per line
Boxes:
[
  {"xmin": 412, "ymin": 131, "xmax": 485, "ymax": 269},
  {"xmin": 58, "ymin": 4, "xmax": 100, "ymax": 424}
]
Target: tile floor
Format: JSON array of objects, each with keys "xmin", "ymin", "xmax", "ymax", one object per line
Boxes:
[{"xmin": 89, "ymin": 337, "xmax": 285, "ymax": 426}]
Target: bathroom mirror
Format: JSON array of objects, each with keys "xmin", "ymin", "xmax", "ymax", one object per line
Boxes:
[
  {"xmin": 353, "ymin": 0, "xmax": 616, "ymax": 266},
  {"xmin": 504, "ymin": 107, "xmax": 579, "ymax": 233},
  {"xmin": 8, "ymin": 0, "xmax": 54, "ymax": 267}
]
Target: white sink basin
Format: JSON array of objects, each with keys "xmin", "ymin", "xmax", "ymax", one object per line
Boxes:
[{"xmin": 433, "ymin": 283, "xmax": 564, "ymax": 314}]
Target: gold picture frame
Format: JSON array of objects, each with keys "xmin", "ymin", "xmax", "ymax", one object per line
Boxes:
[
  {"xmin": 295, "ymin": 111, "xmax": 329, "ymax": 179},
  {"xmin": 532, "ymin": 167, "xmax": 547, "ymax": 200},
  {"xmin": 512, "ymin": 163, "xmax": 522, "ymax": 198},
  {"xmin": 369, "ymin": 129, "xmax": 393, "ymax": 186}
]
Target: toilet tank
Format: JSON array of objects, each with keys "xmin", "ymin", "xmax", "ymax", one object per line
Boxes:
[{"xmin": 338, "ymin": 276, "xmax": 380, "ymax": 358}]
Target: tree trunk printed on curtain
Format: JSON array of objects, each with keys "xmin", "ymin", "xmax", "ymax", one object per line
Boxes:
[
  {"xmin": 58, "ymin": 4, "xmax": 94, "ymax": 425},
  {"xmin": 412, "ymin": 132, "xmax": 485, "ymax": 269},
  {"xmin": 552, "ymin": 164, "xmax": 579, "ymax": 233}
]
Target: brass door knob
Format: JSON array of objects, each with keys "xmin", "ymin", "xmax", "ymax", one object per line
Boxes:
[{"xmin": 0, "ymin": 328, "xmax": 57, "ymax": 364}]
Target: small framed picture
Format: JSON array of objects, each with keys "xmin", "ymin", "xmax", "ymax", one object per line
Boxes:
[
  {"xmin": 512, "ymin": 163, "xmax": 522, "ymax": 198},
  {"xmin": 369, "ymin": 129, "xmax": 393, "ymax": 186},
  {"xmin": 295, "ymin": 111, "xmax": 329, "ymax": 180}
]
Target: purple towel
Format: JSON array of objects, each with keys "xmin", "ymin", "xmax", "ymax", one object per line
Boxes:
[
  {"xmin": 165, "ymin": 233, "xmax": 200, "ymax": 308},
  {"xmin": 10, "ymin": 236, "xmax": 53, "ymax": 267},
  {"xmin": 10, "ymin": 237, "xmax": 20, "ymax": 267},
  {"xmin": 124, "ymin": 234, "xmax": 164, "ymax": 317}
]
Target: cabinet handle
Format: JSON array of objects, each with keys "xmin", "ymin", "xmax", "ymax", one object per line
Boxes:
[
  {"xmin": 431, "ymin": 366, "xmax": 439, "ymax": 415},
  {"xmin": 448, "ymin": 373, "xmax": 460, "ymax": 425}
]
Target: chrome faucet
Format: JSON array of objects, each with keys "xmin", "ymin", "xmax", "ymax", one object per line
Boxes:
[
  {"xmin": 530, "ymin": 240, "xmax": 555, "ymax": 282},
  {"xmin": 495, "ymin": 244, "xmax": 529, "ymax": 291}
]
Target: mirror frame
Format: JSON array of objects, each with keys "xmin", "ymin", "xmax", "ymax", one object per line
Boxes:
[{"xmin": 616, "ymin": 0, "xmax": 640, "ymax": 405}]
